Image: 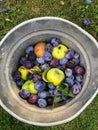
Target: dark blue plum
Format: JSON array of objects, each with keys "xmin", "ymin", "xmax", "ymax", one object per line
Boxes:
[
  {"xmin": 38, "ymin": 98, "xmax": 47, "ymax": 108},
  {"xmin": 33, "ymin": 74, "xmax": 42, "ymax": 82},
  {"xmin": 74, "ymin": 52, "xmax": 80, "ymax": 59},
  {"xmin": 59, "ymin": 57, "xmax": 68, "ymax": 65},
  {"xmin": 19, "ymin": 89, "xmax": 30, "ymax": 99},
  {"xmin": 20, "ymin": 57, "xmax": 27, "ymax": 65},
  {"xmin": 46, "ymin": 96, "xmax": 54, "ymax": 105},
  {"xmin": 12, "ymin": 71, "xmax": 21, "ymax": 81},
  {"xmin": 36, "ymin": 57, "xmax": 45, "ymax": 64},
  {"xmin": 24, "ymin": 60, "xmax": 33, "ymax": 69},
  {"xmin": 50, "ymin": 58, "xmax": 59, "ymax": 67},
  {"xmin": 72, "ymin": 82, "xmax": 82, "ymax": 94},
  {"xmin": 38, "ymin": 91, "xmax": 47, "ymax": 98},
  {"xmin": 28, "ymin": 52, "xmax": 36, "ymax": 61},
  {"xmin": 43, "ymin": 51, "xmax": 52, "ymax": 61},
  {"xmin": 65, "ymin": 77, "xmax": 74, "ymax": 86},
  {"xmin": 1, "ymin": 7, "xmax": 7, "ymax": 12},
  {"xmin": 54, "ymin": 89, "xmax": 62, "ymax": 96},
  {"xmin": 48, "ymin": 83, "xmax": 55, "ymax": 89},
  {"xmin": 71, "ymin": 58, "xmax": 80, "ymax": 65},
  {"xmin": 49, "ymin": 89, "xmax": 54, "ymax": 96},
  {"xmin": 26, "ymin": 46, "xmax": 33, "ymax": 54},
  {"xmin": 46, "ymin": 43, "xmax": 53, "ymax": 52},
  {"xmin": 66, "ymin": 60, "xmax": 75, "ymax": 68},
  {"xmin": 40, "ymin": 63, "xmax": 50, "ymax": 71},
  {"xmin": 76, "ymin": 75, "xmax": 83, "ymax": 82},
  {"xmin": 83, "ymin": 18, "xmax": 91, "ymax": 25},
  {"xmin": 50, "ymin": 37, "xmax": 60, "ymax": 46},
  {"xmin": 26, "ymin": 73, "xmax": 33, "ymax": 80},
  {"xmin": 65, "ymin": 49, "xmax": 74, "ymax": 59},
  {"xmin": 16, "ymin": 79, "xmax": 24, "ymax": 88},
  {"xmin": 34, "ymin": 81, "xmax": 46, "ymax": 91},
  {"xmin": 65, "ymin": 68, "xmax": 73, "ymax": 77}
]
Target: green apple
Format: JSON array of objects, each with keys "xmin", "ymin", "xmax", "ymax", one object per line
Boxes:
[
  {"xmin": 42, "ymin": 68, "xmax": 50, "ymax": 82},
  {"xmin": 46, "ymin": 68, "xmax": 65, "ymax": 86},
  {"xmin": 52, "ymin": 44, "xmax": 68, "ymax": 59},
  {"xmin": 18, "ymin": 66, "xmax": 29, "ymax": 80},
  {"xmin": 22, "ymin": 80, "xmax": 38, "ymax": 94}
]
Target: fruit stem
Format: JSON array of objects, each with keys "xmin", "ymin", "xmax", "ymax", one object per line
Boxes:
[{"xmin": 20, "ymin": 66, "xmax": 33, "ymax": 74}]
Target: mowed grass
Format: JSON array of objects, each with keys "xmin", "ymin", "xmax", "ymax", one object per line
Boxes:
[{"xmin": 0, "ymin": 0, "xmax": 98, "ymax": 130}]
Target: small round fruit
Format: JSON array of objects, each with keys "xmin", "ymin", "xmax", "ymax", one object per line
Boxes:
[
  {"xmin": 65, "ymin": 77, "xmax": 74, "ymax": 86},
  {"xmin": 46, "ymin": 96, "xmax": 54, "ymax": 105},
  {"xmin": 46, "ymin": 43, "xmax": 53, "ymax": 52},
  {"xmin": 50, "ymin": 58, "xmax": 59, "ymax": 67},
  {"xmin": 50, "ymin": 37, "xmax": 60, "ymax": 46},
  {"xmin": 20, "ymin": 57, "xmax": 27, "ymax": 65},
  {"xmin": 34, "ymin": 42, "xmax": 46, "ymax": 57},
  {"xmin": 74, "ymin": 66, "xmax": 85, "ymax": 75},
  {"xmin": 38, "ymin": 98, "xmax": 47, "ymax": 108},
  {"xmin": 65, "ymin": 68, "xmax": 73, "ymax": 77},
  {"xmin": 36, "ymin": 57, "xmax": 45, "ymax": 64},
  {"xmin": 43, "ymin": 51, "xmax": 52, "ymax": 61},
  {"xmin": 26, "ymin": 73, "xmax": 33, "ymax": 80},
  {"xmin": 33, "ymin": 74, "xmax": 42, "ymax": 82},
  {"xmin": 28, "ymin": 94, "xmax": 38, "ymax": 104},
  {"xmin": 12, "ymin": 71, "xmax": 21, "ymax": 81},
  {"xmin": 75, "ymin": 75, "xmax": 82, "ymax": 82},
  {"xmin": 72, "ymin": 83, "xmax": 82, "ymax": 94},
  {"xmin": 40, "ymin": 63, "xmax": 50, "ymax": 71},
  {"xmin": 38, "ymin": 91, "xmax": 47, "ymax": 98},
  {"xmin": 28, "ymin": 52, "xmax": 36, "ymax": 61},
  {"xmin": 49, "ymin": 89, "xmax": 54, "ymax": 96},
  {"xmin": 54, "ymin": 89, "xmax": 62, "ymax": 96},
  {"xmin": 65, "ymin": 49, "xmax": 74, "ymax": 59},
  {"xmin": 34, "ymin": 81, "xmax": 46, "ymax": 92},
  {"xmin": 26, "ymin": 46, "xmax": 33, "ymax": 54},
  {"xmin": 19, "ymin": 89, "xmax": 30, "ymax": 99},
  {"xmin": 59, "ymin": 57, "xmax": 68, "ymax": 65},
  {"xmin": 24, "ymin": 60, "xmax": 33, "ymax": 69},
  {"xmin": 16, "ymin": 79, "xmax": 24, "ymax": 88},
  {"xmin": 47, "ymin": 83, "xmax": 55, "ymax": 89},
  {"xmin": 83, "ymin": 18, "xmax": 91, "ymax": 26}
]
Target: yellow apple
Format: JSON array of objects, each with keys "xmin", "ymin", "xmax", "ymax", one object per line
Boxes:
[
  {"xmin": 22, "ymin": 80, "xmax": 38, "ymax": 94},
  {"xmin": 52, "ymin": 44, "xmax": 68, "ymax": 59},
  {"xmin": 46, "ymin": 68, "xmax": 65, "ymax": 86},
  {"xmin": 18, "ymin": 66, "xmax": 29, "ymax": 80}
]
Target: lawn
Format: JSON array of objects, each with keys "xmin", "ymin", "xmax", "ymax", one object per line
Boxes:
[{"xmin": 0, "ymin": 0, "xmax": 98, "ymax": 130}]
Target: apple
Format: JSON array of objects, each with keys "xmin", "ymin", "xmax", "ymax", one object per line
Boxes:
[
  {"xmin": 22, "ymin": 80, "xmax": 38, "ymax": 94},
  {"xmin": 18, "ymin": 66, "xmax": 29, "ymax": 80},
  {"xmin": 46, "ymin": 68, "xmax": 65, "ymax": 86},
  {"xmin": 52, "ymin": 44, "xmax": 68, "ymax": 59}
]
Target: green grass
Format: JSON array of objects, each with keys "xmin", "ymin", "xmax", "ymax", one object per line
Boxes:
[{"xmin": 0, "ymin": 0, "xmax": 98, "ymax": 130}]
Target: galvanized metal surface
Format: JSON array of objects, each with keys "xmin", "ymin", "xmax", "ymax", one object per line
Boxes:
[{"xmin": 0, "ymin": 17, "xmax": 98, "ymax": 126}]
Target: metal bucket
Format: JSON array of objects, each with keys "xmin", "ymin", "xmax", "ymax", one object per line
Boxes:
[{"xmin": 0, "ymin": 17, "xmax": 98, "ymax": 126}]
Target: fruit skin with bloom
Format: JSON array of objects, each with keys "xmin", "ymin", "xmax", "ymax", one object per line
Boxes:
[
  {"xmin": 83, "ymin": 18, "xmax": 91, "ymax": 26},
  {"xmin": 46, "ymin": 68, "xmax": 65, "ymax": 86},
  {"xmin": 22, "ymin": 80, "xmax": 38, "ymax": 94},
  {"xmin": 52, "ymin": 44, "xmax": 68, "ymax": 59},
  {"xmin": 85, "ymin": 0, "xmax": 92, "ymax": 4}
]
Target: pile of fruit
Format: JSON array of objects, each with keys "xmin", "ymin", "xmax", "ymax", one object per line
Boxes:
[{"xmin": 12, "ymin": 37, "xmax": 85, "ymax": 108}]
